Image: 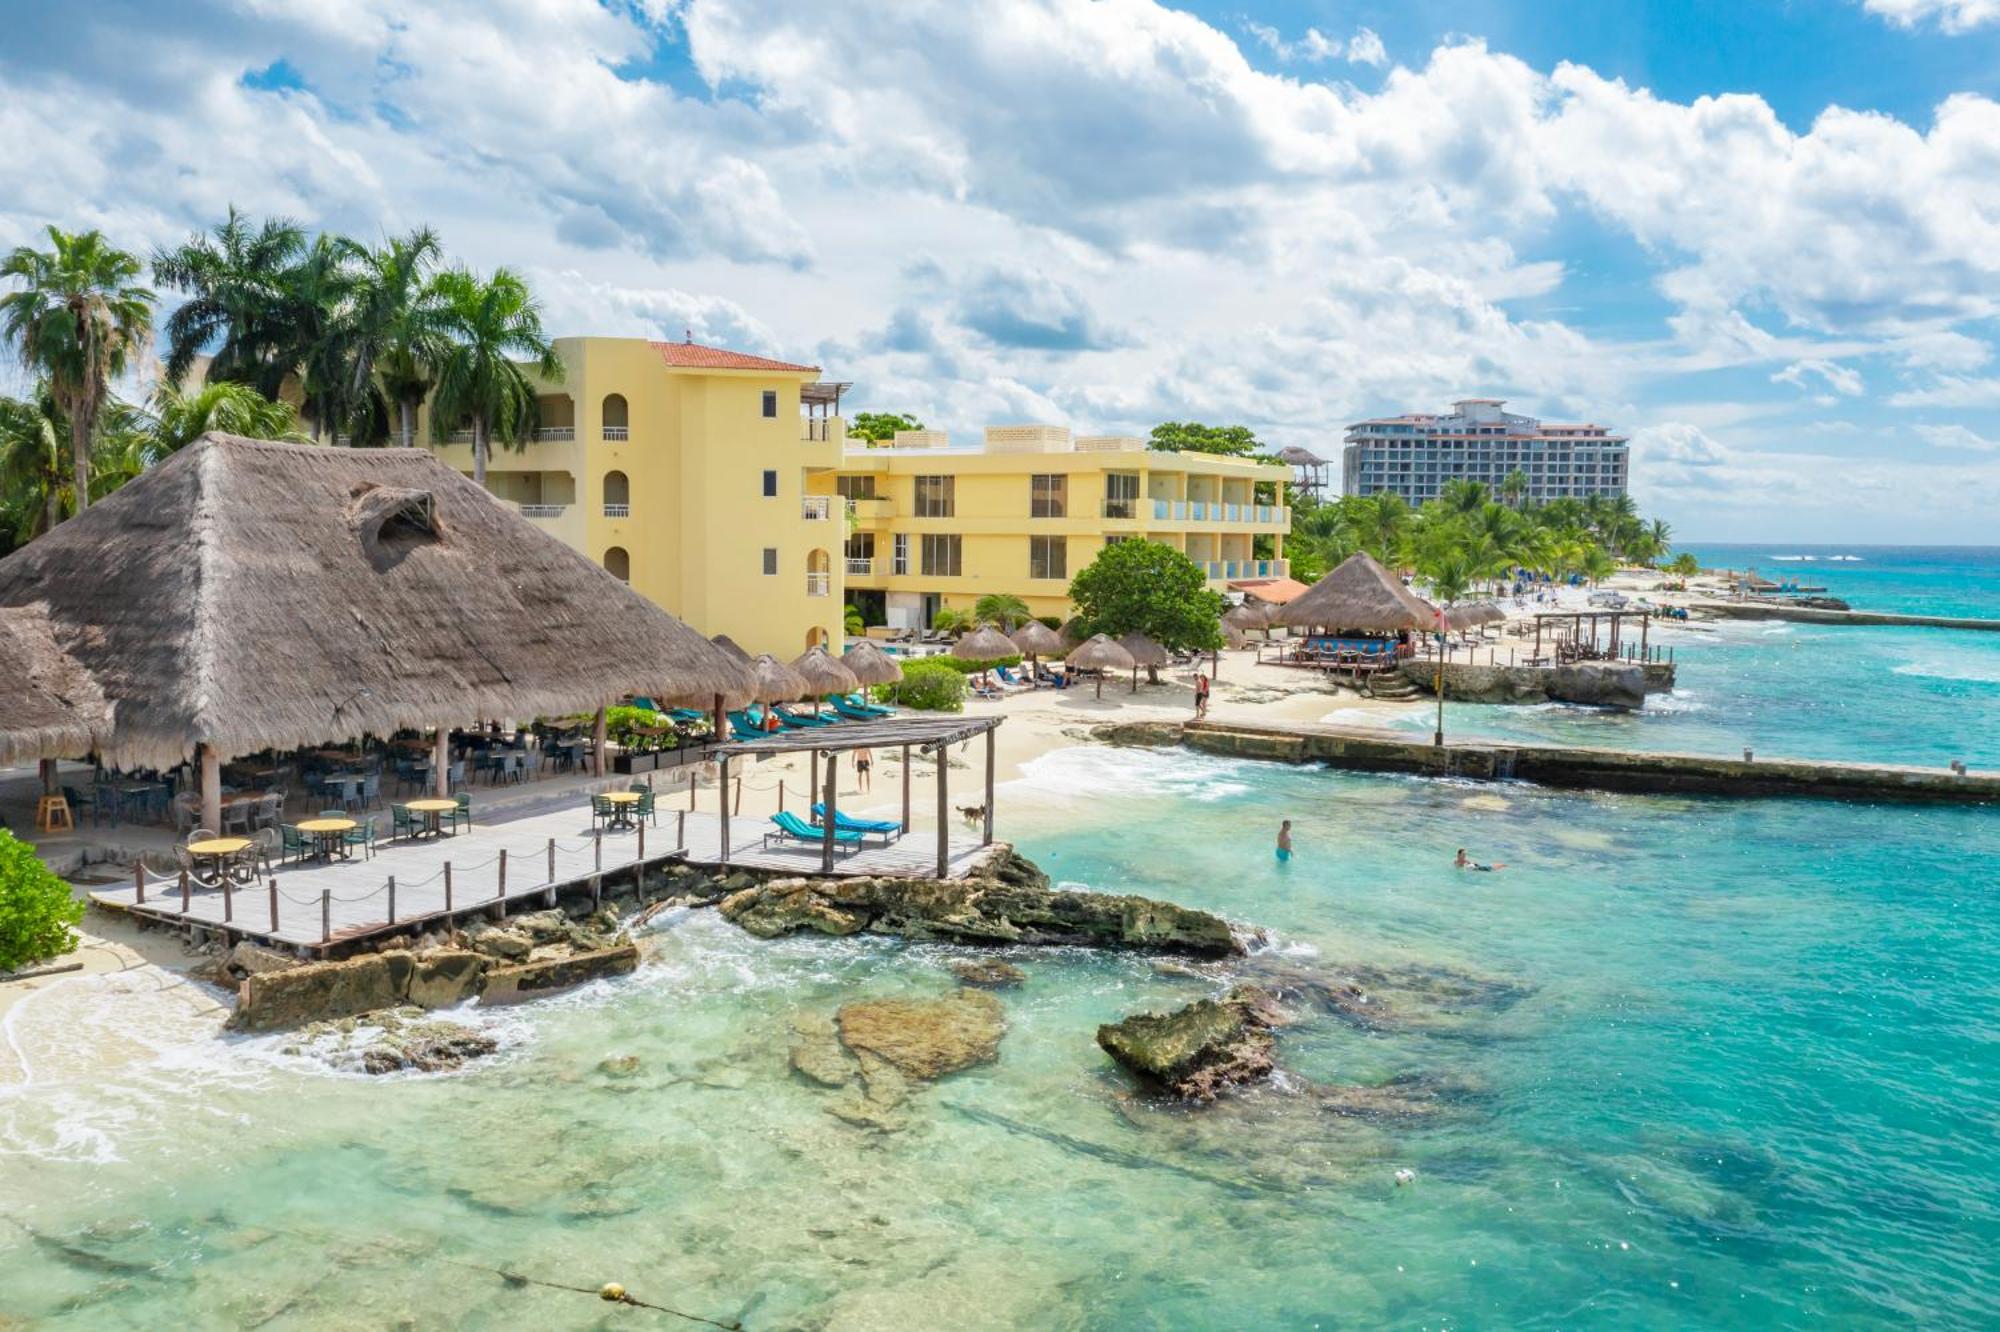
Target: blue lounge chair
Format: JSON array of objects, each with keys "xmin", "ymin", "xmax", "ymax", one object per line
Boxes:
[
  {"xmin": 765, "ymin": 810, "xmax": 862, "ymax": 854},
  {"xmin": 995, "ymin": 665, "xmax": 1028, "ymax": 688},
  {"xmin": 772, "ymin": 703, "xmax": 837, "ymax": 728},
  {"xmin": 729, "ymin": 710, "xmax": 772, "ymax": 741},
  {"xmin": 831, "ymin": 694, "xmax": 891, "ymax": 721},
  {"xmin": 810, "ymin": 803, "xmax": 900, "ymax": 843}
]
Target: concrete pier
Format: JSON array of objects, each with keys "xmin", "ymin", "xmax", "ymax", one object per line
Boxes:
[
  {"xmin": 1695, "ymin": 600, "xmax": 2000, "ymax": 632},
  {"xmin": 1098, "ymin": 720, "xmax": 2000, "ymax": 805}
]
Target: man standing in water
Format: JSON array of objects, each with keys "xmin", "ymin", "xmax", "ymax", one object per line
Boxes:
[{"xmin": 1276, "ymin": 819, "xmax": 1293, "ymax": 863}]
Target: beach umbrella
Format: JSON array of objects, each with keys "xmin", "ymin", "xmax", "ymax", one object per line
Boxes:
[
  {"xmin": 790, "ymin": 644, "xmax": 860, "ymax": 715},
  {"xmin": 1116, "ymin": 631, "xmax": 1169, "ymax": 693},
  {"xmin": 1443, "ymin": 605, "xmax": 1480, "ymax": 631},
  {"xmin": 748, "ymin": 653, "xmax": 809, "ymax": 706},
  {"xmin": 1066, "ymin": 633, "xmax": 1136, "ymax": 700},
  {"xmin": 841, "ymin": 639, "xmax": 904, "ymax": 688},
  {"xmin": 710, "ymin": 633, "xmax": 751, "ymax": 663},
  {"xmin": 1222, "ymin": 601, "xmax": 1269, "ymax": 633},
  {"xmin": 953, "ymin": 625, "xmax": 1019, "ymax": 665},
  {"xmin": 1058, "ymin": 616, "xmax": 1090, "ymax": 648},
  {"xmin": 1010, "ymin": 621, "xmax": 1065, "ymax": 680}
]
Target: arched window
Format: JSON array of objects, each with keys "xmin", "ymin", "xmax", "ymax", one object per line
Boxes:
[
  {"xmin": 806, "ymin": 626, "xmax": 829, "ymax": 649},
  {"xmin": 805, "ymin": 548, "xmax": 831, "ymax": 598},
  {"xmin": 603, "ymin": 546, "xmax": 630, "ymax": 582},
  {"xmin": 602, "ymin": 393, "xmax": 629, "ymax": 439},
  {"xmin": 603, "ymin": 470, "xmax": 629, "ymax": 517}
]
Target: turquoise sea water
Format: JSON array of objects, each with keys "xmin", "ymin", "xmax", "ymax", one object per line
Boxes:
[
  {"xmin": 3, "ymin": 745, "xmax": 1996, "ymax": 1329},
  {"xmin": 1379, "ymin": 545, "xmax": 2000, "ymax": 769}
]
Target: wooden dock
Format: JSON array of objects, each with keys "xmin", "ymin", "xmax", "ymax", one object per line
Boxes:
[{"xmin": 87, "ymin": 802, "xmax": 990, "ymax": 951}]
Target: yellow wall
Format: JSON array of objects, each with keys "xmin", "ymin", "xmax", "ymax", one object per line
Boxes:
[{"xmin": 428, "ymin": 337, "xmax": 844, "ymax": 658}]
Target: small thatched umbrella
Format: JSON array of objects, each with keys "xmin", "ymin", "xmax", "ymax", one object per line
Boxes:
[
  {"xmin": 1443, "ymin": 605, "xmax": 1480, "ymax": 632},
  {"xmin": 1116, "ymin": 631, "xmax": 1169, "ymax": 692},
  {"xmin": 1222, "ymin": 601, "xmax": 1269, "ymax": 634},
  {"xmin": 841, "ymin": 639, "xmax": 904, "ymax": 688},
  {"xmin": 953, "ymin": 625, "xmax": 1019, "ymax": 666},
  {"xmin": 749, "ymin": 653, "xmax": 809, "ymax": 707},
  {"xmin": 1221, "ymin": 622, "xmax": 1248, "ymax": 650},
  {"xmin": 791, "ymin": 644, "xmax": 860, "ymax": 713},
  {"xmin": 710, "ymin": 633, "xmax": 751, "ymax": 662},
  {"xmin": 1066, "ymin": 633, "xmax": 1136, "ymax": 700},
  {"xmin": 1058, "ymin": 616, "xmax": 1090, "ymax": 648},
  {"xmin": 1010, "ymin": 621, "xmax": 1065, "ymax": 682}
]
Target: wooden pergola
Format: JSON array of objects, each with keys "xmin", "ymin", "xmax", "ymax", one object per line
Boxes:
[
  {"xmin": 1531, "ymin": 609, "xmax": 1650, "ymax": 663},
  {"xmin": 710, "ymin": 715, "xmax": 1004, "ymax": 877}
]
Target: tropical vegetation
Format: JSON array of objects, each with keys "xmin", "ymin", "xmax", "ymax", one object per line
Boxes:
[
  {"xmin": 1067, "ymin": 539, "xmax": 1225, "ymax": 654},
  {"xmin": 847, "ymin": 412, "xmax": 923, "ymax": 442},
  {"xmin": 1148, "ymin": 421, "xmax": 1261, "ymax": 457},
  {"xmin": 0, "ymin": 828, "xmax": 86, "ymax": 972},
  {"xmin": 892, "ymin": 657, "xmax": 967, "ymax": 712}
]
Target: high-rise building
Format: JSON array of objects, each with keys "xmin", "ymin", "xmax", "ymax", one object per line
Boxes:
[{"xmin": 1341, "ymin": 399, "xmax": 1628, "ymax": 506}]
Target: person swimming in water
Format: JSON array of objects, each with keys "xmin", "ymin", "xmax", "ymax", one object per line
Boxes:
[
  {"xmin": 1276, "ymin": 820, "xmax": 1293, "ymax": 863},
  {"xmin": 1455, "ymin": 848, "xmax": 1501, "ymax": 872}
]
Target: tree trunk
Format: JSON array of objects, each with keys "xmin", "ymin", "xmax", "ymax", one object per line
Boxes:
[
  {"xmin": 68, "ymin": 403, "xmax": 91, "ymax": 513},
  {"xmin": 43, "ymin": 482, "xmax": 62, "ymax": 535},
  {"xmin": 398, "ymin": 399, "xmax": 416, "ymax": 450},
  {"xmin": 473, "ymin": 416, "xmax": 489, "ymax": 486}
]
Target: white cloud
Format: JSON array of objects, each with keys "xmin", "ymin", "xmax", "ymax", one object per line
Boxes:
[
  {"xmin": 1346, "ymin": 27, "xmax": 1388, "ymax": 67},
  {"xmin": 1913, "ymin": 423, "xmax": 2000, "ymax": 450},
  {"xmin": 1861, "ymin": 0, "xmax": 2000, "ymax": 33},
  {"xmin": 1772, "ymin": 358, "xmax": 1864, "ymax": 397},
  {"xmin": 1245, "ymin": 22, "xmax": 1385, "ymax": 66},
  {"xmin": 1889, "ymin": 376, "xmax": 2000, "ymax": 407}
]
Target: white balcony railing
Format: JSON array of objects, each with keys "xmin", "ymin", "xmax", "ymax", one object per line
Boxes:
[
  {"xmin": 603, "ymin": 426, "xmax": 629, "ymax": 442},
  {"xmin": 805, "ymin": 572, "xmax": 832, "ymax": 597},
  {"xmin": 801, "ymin": 496, "xmax": 834, "ymax": 521},
  {"xmin": 802, "ymin": 417, "xmax": 833, "ymax": 443},
  {"xmin": 519, "ymin": 504, "xmax": 567, "ymax": 519},
  {"xmin": 603, "ymin": 503, "xmax": 630, "ymax": 519},
  {"xmin": 536, "ymin": 426, "xmax": 575, "ymax": 442},
  {"xmin": 845, "ymin": 557, "xmax": 873, "ymax": 576}
]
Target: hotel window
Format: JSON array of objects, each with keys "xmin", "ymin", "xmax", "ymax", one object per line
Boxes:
[
  {"xmin": 761, "ymin": 390, "xmax": 778, "ymax": 418},
  {"xmin": 892, "ymin": 533, "xmax": 910, "ymax": 575},
  {"xmin": 921, "ymin": 534, "xmax": 962, "ymax": 576},
  {"xmin": 1030, "ymin": 474, "xmax": 1067, "ymax": 518},
  {"xmin": 1103, "ymin": 472, "xmax": 1139, "ymax": 519},
  {"xmin": 762, "ymin": 469, "xmax": 778, "ymax": 497},
  {"xmin": 1029, "ymin": 535, "xmax": 1067, "ymax": 580},
  {"xmin": 914, "ymin": 475, "xmax": 955, "ymax": 518},
  {"xmin": 836, "ymin": 475, "xmax": 878, "ymax": 502},
  {"xmin": 762, "ymin": 548, "xmax": 778, "ymax": 576}
]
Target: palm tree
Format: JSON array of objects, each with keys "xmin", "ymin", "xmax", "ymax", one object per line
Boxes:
[
  {"xmin": 0, "ymin": 387, "xmax": 70, "ymax": 540},
  {"xmin": 1498, "ymin": 468, "xmax": 1529, "ymax": 509},
  {"xmin": 0, "ymin": 227, "xmax": 153, "ymax": 514},
  {"xmin": 144, "ymin": 380, "xmax": 310, "ymax": 455},
  {"xmin": 1350, "ymin": 491, "xmax": 1410, "ymax": 565},
  {"xmin": 152, "ymin": 209, "xmax": 306, "ymax": 394},
  {"xmin": 1437, "ymin": 477, "xmax": 1489, "ymax": 514},
  {"xmin": 972, "ymin": 592, "xmax": 1032, "ymax": 630},
  {"xmin": 286, "ymin": 233, "xmax": 366, "ymax": 443},
  {"xmin": 429, "ymin": 267, "xmax": 562, "ymax": 485},
  {"xmin": 350, "ymin": 228, "xmax": 445, "ymax": 448}
]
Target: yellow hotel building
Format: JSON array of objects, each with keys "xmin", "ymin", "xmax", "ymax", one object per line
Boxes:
[{"xmin": 426, "ymin": 336, "xmax": 1289, "ymax": 654}]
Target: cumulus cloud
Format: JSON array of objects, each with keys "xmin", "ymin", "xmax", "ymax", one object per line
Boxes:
[
  {"xmin": 1772, "ymin": 358, "xmax": 1864, "ymax": 397},
  {"xmin": 1861, "ymin": 0, "xmax": 2000, "ymax": 32},
  {"xmin": 1244, "ymin": 22, "xmax": 1385, "ymax": 65},
  {"xmin": 954, "ymin": 266, "xmax": 1127, "ymax": 351},
  {"xmin": 1913, "ymin": 423, "xmax": 2000, "ymax": 450}
]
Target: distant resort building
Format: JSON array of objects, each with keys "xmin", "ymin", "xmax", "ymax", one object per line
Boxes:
[{"xmin": 1340, "ymin": 399, "xmax": 1629, "ymax": 507}]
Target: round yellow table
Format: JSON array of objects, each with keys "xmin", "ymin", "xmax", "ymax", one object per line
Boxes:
[
  {"xmin": 187, "ymin": 835, "xmax": 251, "ymax": 881},
  {"xmin": 601, "ymin": 790, "xmax": 642, "ymax": 830},
  {"xmin": 297, "ymin": 816, "xmax": 357, "ymax": 861},
  {"xmin": 405, "ymin": 798, "xmax": 459, "ymax": 838}
]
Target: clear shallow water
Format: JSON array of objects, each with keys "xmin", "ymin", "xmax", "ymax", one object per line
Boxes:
[
  {"xmin": 3, "ymin": 747, "xmax": 1996, "ymax": 1329},
  {"xmin": 1381, "ymin": 545, "xmax": 2000, "ymax": 768}
]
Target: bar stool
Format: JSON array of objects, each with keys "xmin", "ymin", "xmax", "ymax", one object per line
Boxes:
[{"xmin": 35, "ymin": 794, "xmax": 74, "ymax": 833}]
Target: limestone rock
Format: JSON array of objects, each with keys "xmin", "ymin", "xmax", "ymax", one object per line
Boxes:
[
  {"xmin": 948, "ymin": 958, "xmax": 1026, "ymax": 988},
  {"xmin": 1096, "ymin": 986, "xmax": 1280, "ymax": 1102},
  {"xmin": 468, "ymin": 929, "xmax": 532, "ymax": 962},
  {"xmin": 227, "ymin": 941, "xmax": 301, "ymax": 978},
  {"xmin": 356, "ymin": 1019, "xmax": 498, "ymax": 1075},
  {"xmin": 480, "ymin": 943, "xmax": 640, "ymax": 1005},
  {"xmin": 597, "ymin": 1054, "xmax": 641, "ymax": 1078},
  {"xmin": 510, "ymin": 910, "xmax": 572, "ymax": 944},
  {"xmin": 228, "ymin": 952, "xmax": 416, "ymax": 1033},
  {"xmin": 407, "ymin": 950, "xmax": 486, "ymax": 1009},
  {"xmin": 788, "ymin": 1011, "xmax": 860, "ymax": 1088},
  {"xmin": 835, "ymin": 989, "xmax": 1006, "ymax": 1081}
]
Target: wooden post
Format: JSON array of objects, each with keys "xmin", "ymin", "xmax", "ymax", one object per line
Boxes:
[
  {"xmin": 595, "ymin": 829, "xmax": 603, "ymax": 873},
  {"xmin": 734, "ymin": 775, "xmax": 743, "ymax": 815},
  {"xmin": 637, "ymin": 820, "xmax": 646, "ymax": 863},
  {"xmin": 180, "ymin": 869, "xmax": 190, "ymax": 913},
  {"xmin": 717, "ymin": 755, "xmax": 731, "ymax": 869},
  {"xmin": 934, "ymin": 743, "xmax": 949, "ymax": 879},
  {"xmin": 711, "ymin": 693, "xmax": 726, "ymax": 755},
  {"xmin": 820, "ymin": 749, "xmax": 839, "ymax": 875},
  {"xmin": 676, "ymin": 809, "xmax": 686, "ymax": 850},
  {"xmin": 547, "ymin": 837, "xmax": 556, "ymax": 882},
  {"xmin": 387, "ymin": 875, "xmax": 397, "ymax": 925},
  {"xmin": 133, "ymin": 861, "xmax": 145, "ymax": 905},
  {"xmin": 689, "ymin": 769, "xmax": 697, "ymax": 810},
  {"xmin": 222, "ymin": 876, "xmax": 234, "ymax": 922},
  {"xmin": 591, "ymin": 875, "xmax": 602, "ymax": 908},
  {"xmin": 199, "ymin": 744, "xmax": 222, "ymax": 841},
  {"xmin": 321, "ymin": 889, "xmax": 331, "ymax": 943},
  {"xmin": 433, "ymin": 724, "xmax": 451, "ymax": 798},
  {"xmin": 810, "ymin": 749, "xmax": 818, "ymax": 807},
  {"xmin": 983, "ymin": 727, "xmax": 996, "ymax": 847},
  {"xmin": 778, "ymin": 780, "xmax": 786, "ymax": 815},
  {"xmin": 901, "ymin": 744, "xmax": 912, "ymax": 834},
  {"xmin": 444, "ymin": 862, "xmax": 454, "ymax": 912},
  {"xmin": 497, "ymin": 848, "xmax": 507, "ymax": 899},
  {"xmin": 268, "ymin": 879, "xmax": 278, "ymax": 931},
  {"xmin": 593, "ymin": 704, "xmax": 608, "ymax": 777}
]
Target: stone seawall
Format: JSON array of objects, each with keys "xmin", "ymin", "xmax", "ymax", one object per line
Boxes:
[
  {"xmin": 1096, "ymin": 720, "xmax": 1999, "ymax": 806},
  {"xmin": 1695, "ymin": 600, "xmax": 2000, "ymax": 632},
  {"xmin": 1407, "ymin": 660, "xmax": 1662, "ymax": 709}
]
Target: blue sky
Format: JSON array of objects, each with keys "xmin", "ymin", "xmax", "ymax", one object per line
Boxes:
[{"xmin": 2, "ymin": 0, "xmax": 1998, "ymax": 542}]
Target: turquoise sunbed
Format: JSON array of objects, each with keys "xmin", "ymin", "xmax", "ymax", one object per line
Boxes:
[
  {"xmin": 766, "ymin": 809, "xmax": 861, "ymax": 854},
  {"xmin": 772, "ymin": 704, "xmax": 838, "ymax": 728},
  {"xmin": 831, "ymin": 695, "xmax": 891, "ymax": 720},
  {"xmin": 811, "ymin": 803, "xmax": 900, "ymax": 842}
]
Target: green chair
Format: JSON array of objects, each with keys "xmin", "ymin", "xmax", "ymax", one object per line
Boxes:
[
  {"xmin": 280, "ymin": 823, "xmax": 310, "ymax": 865},
  {"xmin": 590, "ymin": 793, "xmax": 617, "ymax": 833},
  {"xmin": 449, "ymin": 791, "xmax": 472, "ymax": 834},
  {"xmin": 391, "ymin": 804, "xmax": 417, "ymax": 840},
  {"xmin": 628, "ymin": 784, "xmax": 658, "ymax": 827},
  {"xmin": 343, "ymin": 816, "xmax": 377, "ymax": 860}
]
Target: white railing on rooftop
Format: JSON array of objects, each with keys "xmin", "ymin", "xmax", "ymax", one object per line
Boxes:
[
  {"xmin": 805, "ymin": 572, "xmax": 832, "ymax": 597},
  {"xmin": 518, "ymin": 504, "xmax": 567, "ymax": 519},
  {"xmin": 801, "ymin": 496, "xmax": 834, "ymax": 521}
]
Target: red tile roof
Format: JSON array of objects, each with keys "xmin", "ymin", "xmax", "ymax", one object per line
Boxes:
[
  {"xmin": 1229, "ymin": 576, "xmax": 1310, "ymax": 604},
  {"xmin": 651, "ymin": 340, "xmax": 819, "ymax": 374}
]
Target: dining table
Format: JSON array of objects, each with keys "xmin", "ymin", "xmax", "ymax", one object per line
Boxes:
[
  {"xmin": 186, "ymin": 835, "xmax": 252, "ymax": 883},
  {"xmin": 296, "ymin": 816, "xmax": 357, "ymax": 861},
  {"xmin": 404, "ymin": 798, "xmax": 459, "ymax": 838}
]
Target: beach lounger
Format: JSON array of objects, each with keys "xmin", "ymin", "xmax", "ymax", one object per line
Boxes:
[
  {"xmin": 765, "ymin": 810, "xmax": 862, "ymax": 854},
  {"xmin": 995, "ymin": 665, "xmax": 1028, "ymax": 688},
  {"xmin": 728, "ymin": 710, "xmax": 774, "ymax": 741},
  {"xmin": 809, "ymin": 803, "xmax": 901, "ymax": 843},
  {"xmin": 773, "ymin": 704, "xmax": 838, "ymax": 728},
  {"xmin": 832, "ymin": 695, "xmax": 892, "ymax": 720}
]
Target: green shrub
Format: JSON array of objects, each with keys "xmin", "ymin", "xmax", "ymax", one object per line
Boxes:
[
  {"xmin": 895, "ymin": 658, "xmax": 967, "ymax": 712},
  {"xmin": 0, "ymin": 830, "xmax": 84, "ymax": 972}
]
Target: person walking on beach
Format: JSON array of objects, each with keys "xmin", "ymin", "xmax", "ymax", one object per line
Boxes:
[
  {"xmin": 1194, "ymin": 672, "xmax": 1211, "ymax": 719},
  {"xmin": 1276, "ymin": 820, "xmax": 1293, "ymax": 864},
  {"xmin": 854, "ymin": 746, "xmax": 874, "ymax": 792}
]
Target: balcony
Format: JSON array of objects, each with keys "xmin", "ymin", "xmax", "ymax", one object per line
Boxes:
[
  {"xmin": 1202, "ymin": 559, "xmax": 1290, "ymax": 581},
  {"xmin": 845, "ymin": 557, "xmax": 873, "ymax": 576},
  {"xmin": 603, "ymin": 503, "xmax": 630, "ymax": 519},
  {"xmin": 802, "ymin": 417, "xmax": 834, "ymax": 443},
  {"xmin": 806, "ymin": 572, "xmax": 832, "ymax": 597},
  {"xmin": 1101, "ymin": 498, "xmax": 1140, "ymax": 520},
  {"xmin": 446, "ymin": 429, "xmax": 475, "ymax": 444},
  {"xmin": 848, "ymin": 497, "xmax": 894, "ymax": 521},
  {"xmin": 536, "ymin": 426, "xmax": 575, "ymax": 442},
  {"xmin": 518, "ymin": 504, "xmax": 568, "ymax": 519},
  {"xmin": 603, "ymin": 426, "xmax": 629, "ymax": 442},
  {"xmin": 801, "ymin": 496, "xmax": 836, "ymax": 521}
]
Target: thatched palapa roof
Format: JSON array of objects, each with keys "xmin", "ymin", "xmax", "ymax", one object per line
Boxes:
[
  {"xmin": 749, "ymin": 654, "xmax": 810, "ymax": 704},
  {"xmin": 0, "ymin": 435, "xmax": 756, "ymax": 770},
  {"xmin": 791, "ymin": 644, "xmax": 860, "ymax": 696},
  {"xmin": 1273, "ymin": 552, "xmax": 1437, "ymax": 633},
  {"xmin": 1009, "ymin": 622, "xmax": 1065, "ymax": 657},
  {"xmin": 953, "ymin": 626, "xmax": 1019, "ymax": 663},
  {"xmin": 0, "ymin": 604, "xmax": 112, "ymax": 767},
  {"xmin": 1115, "ymin": 632, "xmax": 1169, "ymax": 667},
  {"xmin": 841, "ymin": 639, "xmax": 904, "ymax": 687},
  {"xmin": 1066, "ymin": 634, "xmax": 1136, "ymax": 672}
]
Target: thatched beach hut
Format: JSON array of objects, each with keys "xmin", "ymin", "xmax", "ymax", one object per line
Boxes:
[
  {"xmin": 1066, "ymin": 633, "xmax": 1136, "ymax": 700},
  {"xmin": 0, "ymin": 604, "xmax": 111, "ymax": 776},
  {"xmin": 1010, "ymin": 621, "xmax": 1065, "ymax": 678},
  {"xmin": 1273, "ymin": 552, "xmax": 1437, "ymax": 635},
  {"xmin": 0, "ymin": 435, "xmax": 756, "ymax": 830},
  {"xmin": 1115, "ymin": 632, "xmax": 1170, "ymax": 692},
  {"xmin": 841, "ymin": 639, "xmax": 903, "ymax": 688},
  {"xmin": 749, "ymin": 654, "xmax": 811, "ymax": 705},
  {"xmin": 790, "ymin": 645, "xmax": 860, "ymax": 712},
  {"xmin": 953, "ymin": 626, "xmax": 1019, "ymax": 665}
]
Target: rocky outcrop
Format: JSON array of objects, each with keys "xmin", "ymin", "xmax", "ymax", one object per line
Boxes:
[
  {"xmin": 1416, "ymin": 660, "xmax": 1648, "ymax": 709},
  {"xmin": 284, "ymin": 1006, "xmax": 498, "ymax": 1075},
  {"xmin": 790, "ymin": 989, "xmax": 1009, "ymax": 1131},
  {"xmin": 949, "ymin": 958, "xmax": 1026, "ymax": 988},
  {"xmin": 718, "ymin": 847, "xmax": 1241, "ymax": 956},
  {"xmin": 480, "ymin": 944, "xmax": 639, "ymax": 1005},
  {"xmin": 1096, "ymin": 987, "xmax": 1283, "ymax": 1102}
]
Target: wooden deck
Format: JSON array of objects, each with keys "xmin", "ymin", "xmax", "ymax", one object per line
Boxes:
[{"xmin": 86, "ymin": 801, "xmax": 991, "ymax": 951}]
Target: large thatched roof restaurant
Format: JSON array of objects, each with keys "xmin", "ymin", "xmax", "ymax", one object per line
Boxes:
[
  {"xmin": 0, "ymin": 435, "xmax": 755, "ymax": 832},
  {"xmin": 1265, "ymin": 552, "xmax": 1438, "ymax": 668}
]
